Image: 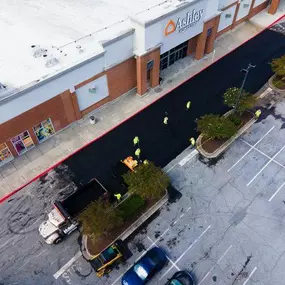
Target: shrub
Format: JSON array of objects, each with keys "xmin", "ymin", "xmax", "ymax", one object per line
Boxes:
[
  {"xmin": 118, "ymin": 194, "xmax": 145, "ymax": 221},
  {"xmin": 223, "ymin": 87, "xmax": 256, "ymax": 114},
  {"xmin": 123, "ymin": 162, "xmax": 170, "ymax": 200},
  {"xmin": 228, "ymin": 113, "xmax": 242, "ymax": 126},
  {"xmin": 271, "ymin": 55, "xmax": 285, "ymax": 78},
  {"xmin": 197, "ymin": 114, "xmax": 238, "ymax": 140},
  {"xmin": 79, "ymin": 198, "xmax": 123, "ymax": 239}
]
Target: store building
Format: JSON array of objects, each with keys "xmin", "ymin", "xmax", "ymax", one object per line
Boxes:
[{"xmin": 0, "ymin": 0, "xmax": 280, "ymax": 165}]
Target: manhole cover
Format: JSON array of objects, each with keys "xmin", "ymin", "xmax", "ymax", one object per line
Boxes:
[{"xmin": 155, "ymin": 87, "xmax": 162, "ymax": 93}]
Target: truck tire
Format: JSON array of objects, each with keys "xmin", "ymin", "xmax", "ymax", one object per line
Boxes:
[{"xmin": 54, "ymin": 237, "xmax": 63, "ymax": 244}]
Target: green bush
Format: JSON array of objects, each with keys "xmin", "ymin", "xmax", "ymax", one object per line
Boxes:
[
  {"xmin": 197, "ymin": 114, "xmax": 238, "ymax": 140},
  {"xmin": 123, "ymin": 162, "xmax": 169, "ymax": 200},
  {"xmin": 79, "ymin": 198, "xmax": 123, "ymax": 239},
  {"xmin": 228, "ymin": 113, "xmax": 242, "ymax": 126},
  {"xmin": 223, "ymin": 87, "xmax": 255, "ymax": 114},
  {"xmin": 118, "ymin": 195, "xmax": 145, "ymax": 221},
  {"xmin": 271, "ymin": 55, "xmax": 285, "ymax": 78}
]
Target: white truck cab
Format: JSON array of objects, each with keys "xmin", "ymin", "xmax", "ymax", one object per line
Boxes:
[{"xmin": 39, "ymin": 207, "xmax": 78, "ymax": 244}]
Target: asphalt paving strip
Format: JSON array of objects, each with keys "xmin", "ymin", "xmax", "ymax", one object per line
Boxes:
[{"xmin": 63, "ymin": 28, "xmax": 285, "ymax": 190}]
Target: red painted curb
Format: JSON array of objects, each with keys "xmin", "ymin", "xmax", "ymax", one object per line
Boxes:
[{"xmin": 1, "ymin": 14, "xmax": 284, "ymax": 204}]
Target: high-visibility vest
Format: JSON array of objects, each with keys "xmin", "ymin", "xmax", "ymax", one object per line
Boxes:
[
  {"xmin": 190, "ymin": 137, "xmax": 196, "ymax": 146},
  {"xmin": 133, "ymin": 136, "xmax": 139, "ymax": 145},
  {"xmin": 135, "ymin": 148, "xmax": 141, "ymax": 157},
  {"xmin": 114, "ymin": 193, "xmax": 122, "ymax": 200},
  {"xmin": 163, "ymin": 117, "xmax": 168, "ymax": 125},
  {"xmin": 255, "ymin": 109, "xmax": 261, "ymax": 118},
  {"xmin": 186, "ymin": 101, "xmax": 191, "ymax": 110}
]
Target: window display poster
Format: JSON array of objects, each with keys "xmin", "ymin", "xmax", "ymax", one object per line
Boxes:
[
  {"xmin": 0, "ymin": 143, "xmax": 13, "ymax": 164},
  {"xmin": 33, "ymin": 118, "xmax": 55, "ymax": 143}
]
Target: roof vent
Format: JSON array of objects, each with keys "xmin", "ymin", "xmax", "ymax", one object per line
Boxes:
[
  {"xmin": 0, "ymin": 82, "xmax": 7, "ymax": 90},
  {"xmin": 33, "ymin": 46, "xmax": 48, "ymax": 58},
  {"xmin": 45, "ymin": 57, "xmax": 59, "ymax": 68},
  {"xmin": 76, "ymin": 45, "xmax": 84, "ymax": 54}
]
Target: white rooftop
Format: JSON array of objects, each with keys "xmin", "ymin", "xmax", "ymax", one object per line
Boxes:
[{"xmin": 0, "ymin": 0, "xmax": 172, "ymax": 93}]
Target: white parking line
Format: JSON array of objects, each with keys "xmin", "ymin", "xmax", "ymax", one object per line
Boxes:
[
  {"xmin": 179, "ymin": 149, "xmax": 199, "ymax": 167},
  {"xmin": 147, "ymin": 236, "xmax": 180, "ymax": 270},
  {"xmin": 53, "ymin": 251, "xmax": 82, "ymax": 279},
  {"xmin": 173, "ymin": 206, "xmax": 191, "ymax": 225},
  {"xmin": 110, "ymin": 228, "xmax": 171, "ymax": 285},
  {"xmin": 241, "ymin": 139, "xmax": 285, "ymax": 171},
  {"xmin": 247, "ymin": 145, "xmax": 285, "ymax": 186},
  {"xmin": 198, "ymin": 245, "xmax": 232, "ymax": 285},
  {"xmin": 243, "ymin": 266, "xmax": 257, "ymax": 285},
  {"xmin": 159, "ymin": 225, "xmax": 211, "ymax": 281},
  {"xmin": 227, "ymin": 126, "xmax": 275, "ymax": 172},
  {"xmin": 269, "ymin": 181, "xmax": 285, "ymax": 202}
]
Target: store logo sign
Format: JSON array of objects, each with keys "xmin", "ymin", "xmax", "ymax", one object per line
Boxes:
[{"xmin": 164, "ymin": 8, "xmax": 204, "ymax": 36}]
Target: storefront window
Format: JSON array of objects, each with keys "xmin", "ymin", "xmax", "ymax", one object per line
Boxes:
[
  {"xmin": 11, "ymin": 131, "xmax": 34, "ymax": 155},
  {"xmin": 0, "ymin": 143, "xmax": 14, "ymax": 166},
  {"xmin": 33, "ymin": 118, "xmax": 55, "ymax": 143}
]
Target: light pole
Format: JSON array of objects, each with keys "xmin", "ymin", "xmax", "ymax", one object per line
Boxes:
[{"xmin": 235, "ymin": 63, "xmax": 256, "ymax": 111}]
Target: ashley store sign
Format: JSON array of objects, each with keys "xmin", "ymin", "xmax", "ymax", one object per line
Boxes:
[{"xmin": 164, "ymin": 8, "xmax": 204, "ymax": 36}]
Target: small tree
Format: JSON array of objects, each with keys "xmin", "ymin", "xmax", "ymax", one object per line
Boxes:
[
  {"xmin": 123, "ymin": 162, "xmax": 170, "ymax": 200},
  {"xmin": 271, "ymin": 55, "xmax": 285, "ymax": 89},
  {"xmin": 79, "ymin": 198, "xmax": 123, "ymax": 239},
  {"xmin": 197, "ymin": 114, "xmax": 238, "ymax": 140},
  {"xmin": 271, "ymin": 55, "xmax": 285, "ymax": 78},
  {"xmin": 223, "ymin": 87, "xmax": 256, "ymax": 114}
]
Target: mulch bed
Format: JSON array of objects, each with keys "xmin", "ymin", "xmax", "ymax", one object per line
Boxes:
[
  {"xmin": 201, "ymin": 111, "xmax": 253, "ymax": 154},
  {"xmin": 272, "ymin": 76, "xmax": 285, "ymax": 90},
  {"xmin": 86, "ymin": 197, "xmax": 161, "ymax": 255}
]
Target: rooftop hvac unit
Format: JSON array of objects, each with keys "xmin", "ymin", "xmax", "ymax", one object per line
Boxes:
[
  {"xmin": 45, "ymin": 57, "xmax": 59, "ymax": 68},
  {"xmin": 32, "ymin": 46, "xmax": 48, "ymax": 58}
]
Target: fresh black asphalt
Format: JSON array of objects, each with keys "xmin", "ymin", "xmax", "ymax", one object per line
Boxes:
[{"xmin": 63, "ymin": 28, "xmax": 285, "ymax": 191}]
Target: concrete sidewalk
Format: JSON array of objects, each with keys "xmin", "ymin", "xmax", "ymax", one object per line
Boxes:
[{"xmin": 0, "ymin": 8, "xmax": 283, "ymax": 198}]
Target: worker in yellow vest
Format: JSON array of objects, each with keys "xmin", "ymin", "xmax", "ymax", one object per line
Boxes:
[
  {"xmin": 114, "ymin": 193, "xmax": 122, "ymax": 202},
  {"xmin": 186, "ymin": 101, "xmax": 191, "ymax": 110},
  {"xmin": 190, "ymin": 137, "xmax": 196, "ymax": 146},
  {"xmin": 133, "ymin": 136, "xmax": 139, "ymax": 147},
  {"xmin": 135, "ymin": 148, "xmax": 141, "ymax": 160},
  {"xmin": 255, "ymin": 109, "xmax": 262, "ymax": 119}
]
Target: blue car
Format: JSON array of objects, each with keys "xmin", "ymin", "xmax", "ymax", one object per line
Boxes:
[{"xmin": 122, "ymin": 247, "xmax": 167, "ymax": 285}]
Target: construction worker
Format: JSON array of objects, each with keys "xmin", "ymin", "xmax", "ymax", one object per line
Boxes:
[
  {"xmin": 186, "ymin": 101, "xmax": 191, "ymax": 110},
  {"xmin": 163, "ymin": 116, "xmax": 169, "ymax": 125},
  {"xmin": 114, "ymin": 193, "xmax": 122, "ymax": 202},
  {"xmin": 135, "ymin": 148, "xmax": 141, "ymax": 159},
  {"xmin": 255, "ymin": 109, "xmax": 262, "ymax": 119},
  {"xmin": 133, "ymin": 136, "xmax": 139, "ymax": 147},
  {"xmin": 190, "ymin": 137, "xmax": 196, "ymax": 146}
]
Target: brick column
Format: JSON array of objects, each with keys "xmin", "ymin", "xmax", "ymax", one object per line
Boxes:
[
  {"xmin": 195, "ymin": 32, "xmax": 207, "ymax": 60},
  {"xmin": 187, "ymin": 36, "xmax": 198, "ymax": 56},
  {"xmin": 268, "ymin": 0, "xmax": 280, "ymax": 14},
  {"xmin": 70, "ymin": 92, "xmax": 82, "ymax": 120},
  {"xmin": 205, "ymin": 15, "xmax": 221, "ymax": 54},
  {"xmin": 136, "ymin": 47, "xmax": 160, "ymax": 96}
]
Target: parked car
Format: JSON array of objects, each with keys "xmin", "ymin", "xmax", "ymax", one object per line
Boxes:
[
  {"xmin": 122, "ymin": 247, "xmax": 167, "ymax": 285},
  {"xmin": 165, "ymin": 271, "xmax": 195, "ymax": 285}
]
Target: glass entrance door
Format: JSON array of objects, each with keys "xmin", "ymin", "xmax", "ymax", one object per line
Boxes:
[{"xmin": 160, "ymin": 41, "xmax": 188, "ymax": 71}]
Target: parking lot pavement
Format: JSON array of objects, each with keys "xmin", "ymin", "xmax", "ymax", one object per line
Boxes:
[{"xmin": 54, "ymin": 100, "xmax": 285, "ymax": 285}]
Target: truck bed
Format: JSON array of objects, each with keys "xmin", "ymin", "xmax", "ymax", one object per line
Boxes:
[{"xmin": 57, "ymin": 178, "xmax": 108, "ymax": 218}]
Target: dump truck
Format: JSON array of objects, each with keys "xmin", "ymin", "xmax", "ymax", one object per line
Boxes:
[
  {"xmin": 39, "ymin": 156, "xmax": 137, "ymax": 244},
  {"xmin": 39, "ymin": 178, "xmax": 108, "ymax": 244}
]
